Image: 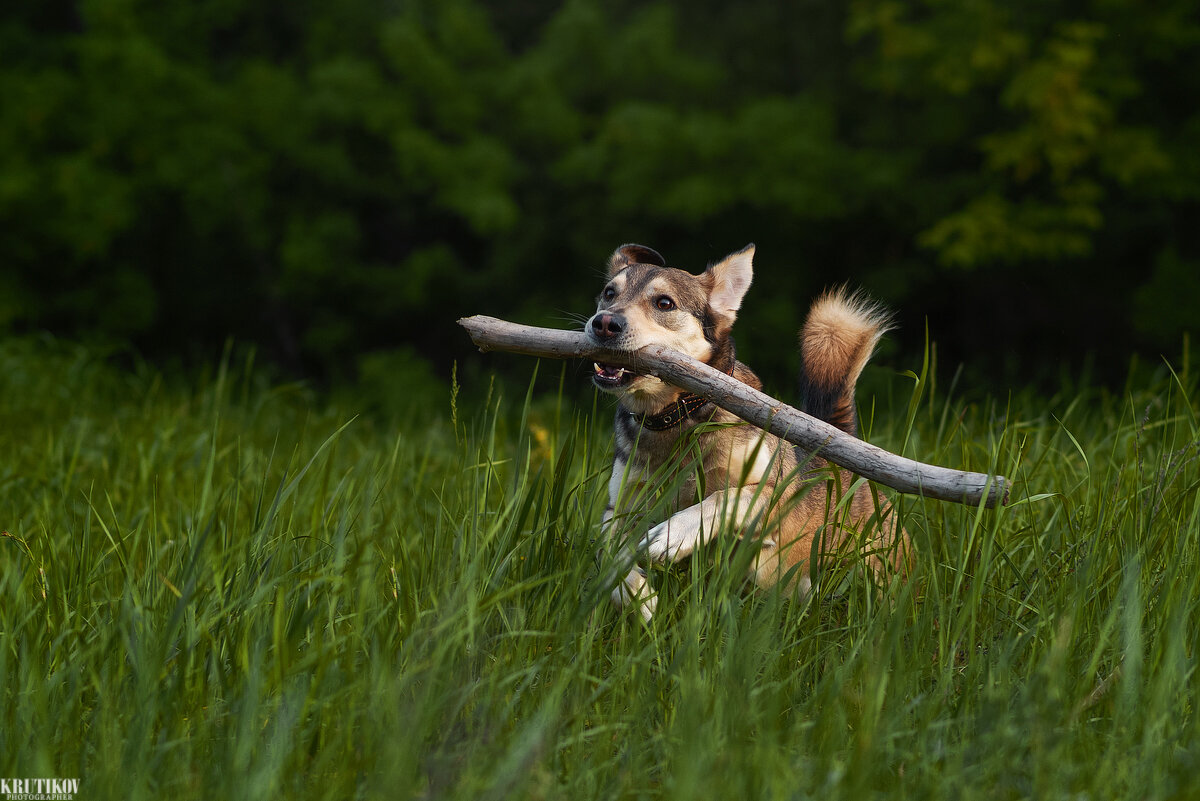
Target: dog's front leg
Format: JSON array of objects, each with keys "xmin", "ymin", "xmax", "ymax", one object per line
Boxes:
[
  {"xmin": 599, "ymin": 460, "xmax": 660, "ymax": 621},
  {"xmin": 599, "ymin": 508, "xmax": 659, "ymax": 622},
  {"xmin": 639, "ymin": 485, "xmax": 768, "ymax": 563}
]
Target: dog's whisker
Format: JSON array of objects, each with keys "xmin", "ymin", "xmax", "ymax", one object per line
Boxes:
[{"xmin": 552, "ymin": 310, "xmax": 590, "ymax": 327}]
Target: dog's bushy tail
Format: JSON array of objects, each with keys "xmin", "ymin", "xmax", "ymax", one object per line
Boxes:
[{"xmin": 798, "ymin": 288, "xmax": 892, "ymax": 438}]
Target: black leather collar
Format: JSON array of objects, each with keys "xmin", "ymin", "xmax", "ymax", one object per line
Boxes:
[
  {"xmin": 627, "ymin": 355, "xmax": 736, "ymax": 431},
  {"xmin": 633, "ymin": 392, "xmax": 713, "ymax": 431}
]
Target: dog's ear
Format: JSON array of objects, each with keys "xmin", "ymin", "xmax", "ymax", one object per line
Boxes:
[
  {"xmin": 706, "ymin": 244, "xmax": 754, "ymax": 317},
  {"xmin": 607, "ymin": 244, "xmax": 666, "ymax": 278}
]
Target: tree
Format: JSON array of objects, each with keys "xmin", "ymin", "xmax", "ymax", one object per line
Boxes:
[{"xmin": 1, "ymin": 0, "xmax": 1196, "ymax": 384}]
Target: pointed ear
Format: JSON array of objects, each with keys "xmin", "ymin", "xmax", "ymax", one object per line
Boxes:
[
  {"xmin": 706, "ymin": 244, "xmax": 755, "ymax": 317},
  {"xmin": 607, "ymin": 244, "xmax": 666, "ymax": 279}
]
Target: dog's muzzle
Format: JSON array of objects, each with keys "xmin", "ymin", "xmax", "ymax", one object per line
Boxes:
[{"xmin": 587, "ymin": 312, "xmax": 639, "ymax": 389}]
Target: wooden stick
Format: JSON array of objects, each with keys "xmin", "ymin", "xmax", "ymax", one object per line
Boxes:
[{"xmin": 459, "ymin": 315, "xmax": 1010, "ymax": 507}]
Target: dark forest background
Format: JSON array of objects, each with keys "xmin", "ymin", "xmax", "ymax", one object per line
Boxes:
[{"xmin": 2, "ymin": 0, "xmax": 1198, "ymax": 392}]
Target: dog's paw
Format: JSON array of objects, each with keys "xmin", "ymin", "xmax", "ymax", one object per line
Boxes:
[
  {"xmin": 639, "ymin": 519, "xmax": 704, "ymax": 563},
  {"xmin": 635, "ymin": 591, "xmax": 658, "ymax": 623},
  {"xmin": 611, "ymin": 567, "xmax": 658, "ymax": 621}
]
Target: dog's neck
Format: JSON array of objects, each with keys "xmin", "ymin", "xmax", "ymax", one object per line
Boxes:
[{"xmin": 621, "ymin": 346, "xmax": 737, "ymax": 432}]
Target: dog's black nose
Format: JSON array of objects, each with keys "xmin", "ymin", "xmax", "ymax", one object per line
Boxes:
[{"xmin": 590, "ymin": 312, "xmax": 625, "ymax": 340}]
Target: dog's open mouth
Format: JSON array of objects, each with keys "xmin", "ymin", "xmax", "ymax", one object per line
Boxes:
[{"xmin": 593, "ymin": 362, "xmax": 638, "ymax": 388}]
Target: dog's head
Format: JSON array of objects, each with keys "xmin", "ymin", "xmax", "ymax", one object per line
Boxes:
[{"xmin": 585, "ymin": 243, "xmax": 754, "ymax": 412}]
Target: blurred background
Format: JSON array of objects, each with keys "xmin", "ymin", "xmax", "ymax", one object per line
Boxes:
[{"xmin": 2, "ymin": 0, "xmax": 1197, "ymax": 394}]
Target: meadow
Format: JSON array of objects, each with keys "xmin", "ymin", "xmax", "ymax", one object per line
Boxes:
[{"xmin": 1, "ymin": 337, "xmax": 1198, "ymax": 800}]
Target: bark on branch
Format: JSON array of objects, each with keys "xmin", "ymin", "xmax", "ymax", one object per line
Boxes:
[{"xmin": 459, "ymin": 315, "xmax": 1010, "ymax": 508}]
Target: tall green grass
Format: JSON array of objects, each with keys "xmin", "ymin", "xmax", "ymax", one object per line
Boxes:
[{"xmin": 2, "ymin": 338, "xmax": 1198, "ymax": 800}]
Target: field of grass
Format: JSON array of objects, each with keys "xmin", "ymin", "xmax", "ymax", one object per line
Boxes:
[{"xmin": 2, "ymin": 337, "xmax": 1199, "ymax": 800}]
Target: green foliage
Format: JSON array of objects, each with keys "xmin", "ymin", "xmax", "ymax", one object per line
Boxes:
[
  {"xmin": 2, "ymin": 339, "xmax": 1200, "ymax": 798},
  {"xmin": 1133, "ymin": 248, "xmax": 1200, "ymax": 348},
  {"xmin": 909, "ymin": 19, "xmax": 1170, "ymax": 266},
  {"xmin": 0, "ymin": 0, "xmax": 1197, "ymax": 379}
]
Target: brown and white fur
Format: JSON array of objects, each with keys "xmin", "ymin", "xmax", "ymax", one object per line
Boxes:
[{"xmin": 587, "ymin": 243, "xmax": 909, "ymax": 621}]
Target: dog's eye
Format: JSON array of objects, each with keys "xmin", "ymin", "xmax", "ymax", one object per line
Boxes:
[
  {"xmin": 602, "ymin": 287, "xmax": 616, "ymax": 302},
  {"xmin": 655, "ymin": 296, "xmax": 676, "ymax": 312}
]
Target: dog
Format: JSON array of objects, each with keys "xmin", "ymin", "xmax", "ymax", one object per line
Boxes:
[{"xmin": 586, "ymin": 243, "xmax": 909, "ymax": 621}]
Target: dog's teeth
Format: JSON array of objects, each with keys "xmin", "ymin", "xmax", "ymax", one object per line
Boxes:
[{"xmin": 593, "ymin": 362, "xmax": 632, "ymax": 381}]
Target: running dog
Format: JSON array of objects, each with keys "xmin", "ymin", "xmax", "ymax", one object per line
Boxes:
[{"xmin": 587, "ymin": 243, "xmax": 909, "ymax": 620}]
